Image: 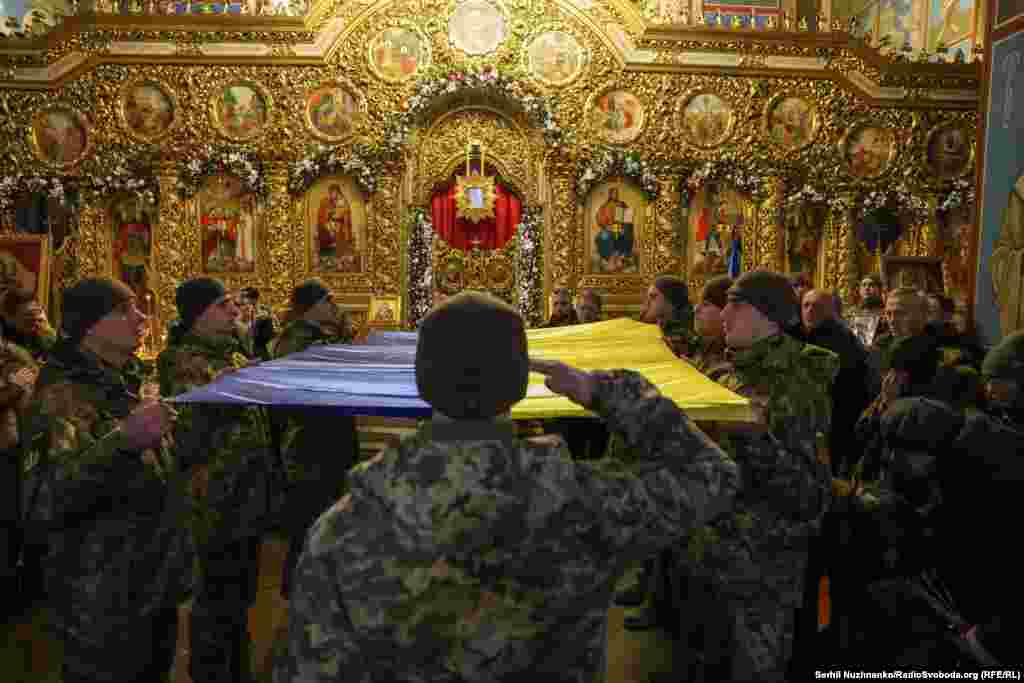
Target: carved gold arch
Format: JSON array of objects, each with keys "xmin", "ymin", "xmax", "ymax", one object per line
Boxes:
[{"xmin": 414, "ymin": 106, "xmax": 539, "ymax": 207}]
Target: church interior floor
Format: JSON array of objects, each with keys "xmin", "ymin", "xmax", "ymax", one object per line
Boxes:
[{"xmin": 1, "ymin": 536, "xmax": 676, "ymax": 683}]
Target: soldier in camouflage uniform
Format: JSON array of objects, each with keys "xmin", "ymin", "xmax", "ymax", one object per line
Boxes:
[
  {"xmin": 1, "ymin": 286, "xmax": 57, "ymax": 361},
  {"xmin": 159, "ymin": 277, "xmax": 282, "ymax": 683},
  {"xmin": 644, "ymin": 275, "xmax": 699, "ymax": 359},
  {"xmin": 684, "ymin": 270, "xmax": 839, "ymax": 681},
  {"xmin": 274, "ymin": 291, "xmax": 739, "ymax": 683},
  {"xmin": 690, "ymin": 275, "xmax": 732, "ymax": 374},
  {"xmin": 19, "ymin": 278, "xmax": 193, "ymax": 683},
  {"xmin": 271, "ymin": 279, "xmax": 360, "ymax": 599}
]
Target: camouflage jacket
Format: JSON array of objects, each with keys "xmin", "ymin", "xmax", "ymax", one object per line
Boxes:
[
  {"xmin": 6, "ymin": 326, "xmax": 57, "ymax": 362},
  {"xmin": 19, "ymin": 339, "xmax": 194, "ymax": 617},
  {"xmin": 158, "ymin": 330, "xmax": 282, "ymax": 548},
  {"xmin": 697, "ymin": 334, "xmax": 838, "ymax": 601},
  {"xmin": 689, "ymin": 335, "xmax": 728, "ymax": 375},
  {"xmin": 272, "ymin": 318, "xmax": 353, "ymax": 359},
  {"xmin": 275, "ymin": 370, "xmax": 738, "ymax": 683},
  {"xmin": 271, "ymin": 319, "xmax": 359, "ymax": 483},
  {"xmin": 0, "ymin": 339, "xmax": 37, "ymax": 451}
]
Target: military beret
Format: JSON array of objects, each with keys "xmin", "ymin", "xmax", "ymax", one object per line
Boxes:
[
  {"xmin": 701, "ymin": 275, "xmax": 733, "ymax": 310},
  {"xmin": 416, "ymin": 291, "xmax": 528, "ymax": 420},
  {"xmin": 982, "ymin": 330, "xmax": 1024, "ymax": 383},
  {"xmin": 176, "ymin": 277, "xmax": 227, "ymax": 332},
  {"xmin": 726, "ymin": 270, "xmax": 800, "ymax": 330},
  {"xmin": 62, "ymin": 277, "xmax": 135, "ymax": 344}
]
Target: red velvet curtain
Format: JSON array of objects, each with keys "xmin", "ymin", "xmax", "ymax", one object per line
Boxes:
[{"xmin": 431, "ymin": 181, "xmax": 521, "ymax": 251}]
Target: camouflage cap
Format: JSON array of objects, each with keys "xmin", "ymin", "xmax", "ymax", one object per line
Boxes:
[
  {"xmin": 982, "ymin": 330, "xmax": 1024, "ymax": 383},
  {"xmin": 62, "ymin": 277, "xmax": 135, "ymax": 344},
  {"xmin": 416, "ymin": 291, "xmax": 528, "ymax": 419},
  {"xmin": 726, "ymin": 270, "xmax": 800, "ymax": 330},
  {"xmin": 861, "ymin": 273, "xmax": 883, "ymax": 287}
]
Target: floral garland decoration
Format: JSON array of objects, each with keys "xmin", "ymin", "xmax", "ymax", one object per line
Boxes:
[
  {"xmin": 784, "ymin": 184, "xmax": 851, "ymax": 213},
  {"xmin": 377, "ymin": 64, "xmax": 565, "ymax": 157},
  {"xmin": 177, "ymin": 146, "xmax": 267, "ymax": 201},
  {"xmin": 681, "ymin": 160, "xmax": 763, "ymax": 206},
  {"xmin": 859, "ymin": 184, "xmax": 929, "ymax": 222},
  {"xmin": 288, "ymin": 144, "xmax": 383, "ymax": 197},
  {"xmin": 81, "ymin": 151, "xmax": 160, "ymax": 205},
  {"xmin": 576, "ymin": 149, "xmax": 659, "ymax": 201},
  {"xmin": 407, "ymin": 207, "xmax": 434, "ymax": 327},
  {"xmin": 938, "ymin": 178, "xmax": 975, "ymax": 213},
  {"xmin": 516, "ymin": 207, "xmax": 543, "ymax": 327},
  {"xmin": 0, "ymin": 174, "xmax": 77, "ymax": 211}
]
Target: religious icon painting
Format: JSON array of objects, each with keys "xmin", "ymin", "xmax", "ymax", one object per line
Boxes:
[
  {"xmin": 109, "ymin": 196, "xmax": 156, "ymax": 308},
  {"xmin": 587, "ymin": 89, "xmax": 645, "ymax": 145},
  {"xmin": 687, "ymin": 182, "xmax": 750, "ymax": 279},
  {"xmin": 924, "ymin": 122, "xmax": 973, "ymax": 180},
  {"xmin": 763, "ymin": 94, "xmax": 819, "ymax": 152},
  {"xmin": 209, "ymin": 80, "xmax": 272, "ymax": 142},
  {"xmin": 28, "ymin": 106, "xmax": 90, "ymax": 168},
  {"xmin": 0, "ymin": 234, "xmax": 51, "ymax": 310},
  {"xmin": 840, "ymin": 123, "xmax": 897, "ymax": 179},
  {"xmin": 120, "ymin": 78, "xmax": 177, "ymax": 143},
  {"xmin": 305, "ymin": 176, "xmax": 367, "ymax": 274},
  {"xmin": 198, "ymin": 175, "xmax": 259, "ymax": 273},
  {"xmin": 676, "ymin": 90, "xmax": 735, "ymax": 150},
  {"xmin": 524, "ymin": 30, "xmax": 586, "ymax": 87},
  {"xmin": 448, "ymin": 0, "xmax": 507, "ymax": 56},
  {"xmin": 304, "ymin": 80, "xmax": 366, "ymax": 143},
  {"xmin": 584, "ymin": 179, "xmax": 646, "ymax": 275},
  {"xmin": 368, "ymin": 26, "xmax": 431, "ymax": 84}
]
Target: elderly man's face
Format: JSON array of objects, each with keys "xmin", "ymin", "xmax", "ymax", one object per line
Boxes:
[
  {"xmin": 885, "ymin": 292, "xmax": 928, "ymax": 338},
  {"xmin": 801, "ymin": 291, "xmax": 833, "ymax": 331}
]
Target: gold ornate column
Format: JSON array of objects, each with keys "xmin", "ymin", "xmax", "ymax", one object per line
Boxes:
[
  {"xmin": 263, "ymin": 161, "xmax": 294, "ymax": 319},
  {"xmin": 74, "ymin": 202, "xmax": 108, "ymax": 281},
  {"xmin": 652, "ymin": 177, "xmax": 682, "ymax": 277},
  {"xmin": 919, "ymin": 193, "xmax": 941, "ymax": 258},
  {"xmin": 755, "ymin": 177, "xmax": 785, "ymax": 273},
  {"xmin": 548, "ymin": 168, "xmax": 574, "ymax": 294},
  {"xmin": 151, "ymin": 161, "xmax": 191, "ymax": 350},
  {"xmin": 372, "ymin": 171, "xmax": 403, "ymax": 299},
  {"xmin": 837, "ymin": 194, "xmax": 858, "ymax": 307}
]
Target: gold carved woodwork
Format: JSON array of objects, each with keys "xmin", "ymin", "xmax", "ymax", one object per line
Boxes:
[{"xmin": 0, "ymin": 0, "xmax": 982, "ymax": 337}]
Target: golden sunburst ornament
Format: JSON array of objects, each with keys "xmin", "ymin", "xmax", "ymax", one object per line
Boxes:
[{"xmin": 455, "ymin": 172, "xmax": 497, "ymax": 223}]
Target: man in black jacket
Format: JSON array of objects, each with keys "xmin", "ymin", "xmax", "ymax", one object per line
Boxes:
[{"xmin": 801, "ymin": 289, "xmax": 871, "ymax": 476}]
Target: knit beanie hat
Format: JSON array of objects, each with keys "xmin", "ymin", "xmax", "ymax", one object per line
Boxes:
[
  {"xmin": 176, "ymin": 277, "xmax": 227, "ymax": 332},
  {"xmin": 982, "ymin": 330, "xmax": 1024, "ymax": 384},
  {"xmin": 726, "ymin": 270, "xmax": 800, "ymax": 329},
  {"xmin": 416, "ymin": 291, "xmax": 528, "ymax": 420},
  {"xmin": 292, "ymin": 279, "xmax": 330, "ymax": 314},
  {"xmin": 701, "ymin": 275, "xmax": 734, "ymax": 309},
  {"xmin": 61, "ymin": 277, "xmax": 135, "ymax": 344}
]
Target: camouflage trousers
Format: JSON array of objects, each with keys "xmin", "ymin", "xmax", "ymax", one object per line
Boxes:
[
  {"xmin": 190, "ymin": 536, "xmax": 261, "ymax": 683},
  {"xmin": 52, "ymin": 605, "xmax": 178, "ymax": 683},
  {"xmin": 665, "ymin": 544, "xmax": 807, "ymax": 681}
]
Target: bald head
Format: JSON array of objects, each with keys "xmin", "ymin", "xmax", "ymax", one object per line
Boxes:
[
  {"xmin": 802, "ymin": 289, "xmax": 837, "ymax": 332},
  {"xmin": 885, "ymin": 287, "xmax": 929, "ymax": 338}
]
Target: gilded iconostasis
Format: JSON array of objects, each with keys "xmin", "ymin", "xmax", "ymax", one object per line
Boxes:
[{"xmin": 0, "ymin": 0, "xmax": 983, "ymax": 346}]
